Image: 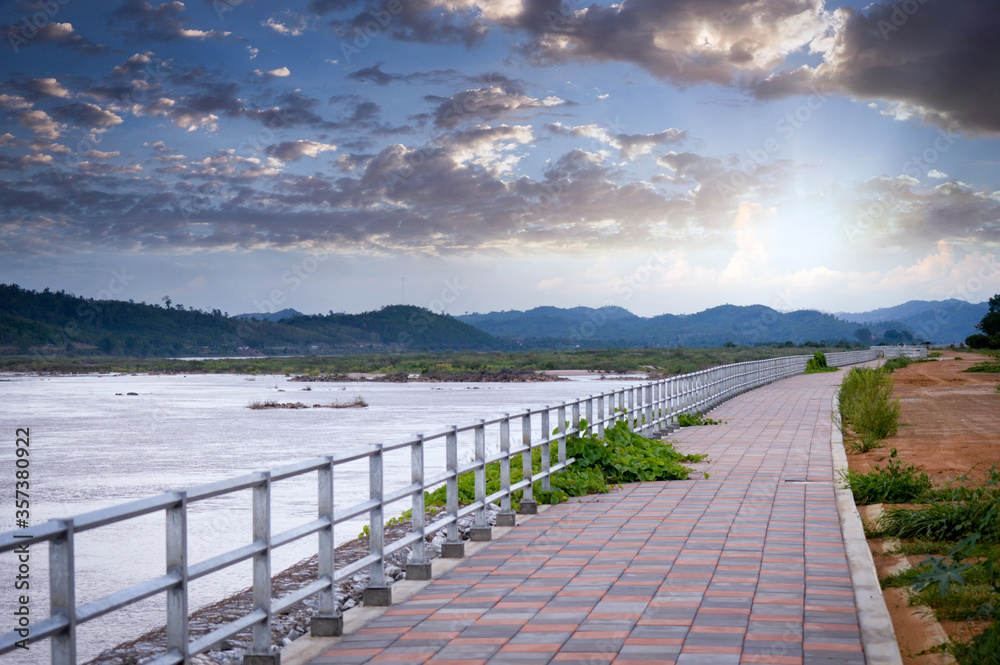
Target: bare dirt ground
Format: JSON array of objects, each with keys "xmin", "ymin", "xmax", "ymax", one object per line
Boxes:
[
  {"xmin": 847, "ymin": 351, "xmax": 1000, "ymax": 664},
  {"xmin": 849, "ymin": 352, "xmax": 1000, "ymax": 484}
]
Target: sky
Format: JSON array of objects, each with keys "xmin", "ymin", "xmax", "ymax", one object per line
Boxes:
[{"xmin": 0, "ymin": 0, "xmax": 998, "ymax": 318}]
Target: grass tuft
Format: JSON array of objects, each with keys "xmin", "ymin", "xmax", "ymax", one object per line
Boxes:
[
  {"xmin": 838, "ymin": 366, "xmax": 900, "ymax": 441},
  {"xmin": 841, "ymin": 448, "xmax": 931, "ymax": 504}
]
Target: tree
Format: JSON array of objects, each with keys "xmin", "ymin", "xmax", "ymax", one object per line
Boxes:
[
  {"xmin": 854, "ymin": 328, "xmax": 873, "ymax": 343},
  {"xmin": 162, "ymin": 295, "xmax": 172, "ymax": 309},
  {"xmin": 968, "ymin": 293, "xmax": 1000, "ymax": 347}
]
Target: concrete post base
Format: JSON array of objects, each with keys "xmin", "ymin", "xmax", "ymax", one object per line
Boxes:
[
  {"xmin": 469, "ymin": 527, "xmax": 492, "ymax": 542},
  {"xmin": 311, "ymin": 614, "xmax": 343, "ymax": 637},
  {"xmin": 518, "ymin": 501, "xmax": 538, "ymax": 515},
  {"xmin": 363, "ymin": 586, "xmax": 392, "ymax": 607},
  {"xmin": 406, "ymin": 562, "xmax": 433, "ymax": 580},
  {"xmin": 495, "ymin": 511, "xmax": 516, "ymax": 527},
  {"xmin": 441, "ymin": 541, "xmax": 465, "ymax": 558}
]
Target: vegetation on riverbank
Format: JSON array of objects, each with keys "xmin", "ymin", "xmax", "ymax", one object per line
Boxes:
[
  {"xmin": 424, "ymin": 419, "xmax": 707, "ymax": 509},
  {"xmin": 0, "ymin": 344, "xmax": 866, "ymax": 377},
  {"xmin": 838, "ymin": 366, "xmax": 901, "ymax": 446}
]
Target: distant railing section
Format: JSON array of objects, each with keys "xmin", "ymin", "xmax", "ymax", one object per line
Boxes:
[
  {"xmin": 871, "ymin": 345, "xmax": 929, "ymax": 359},
  {"xmin": 0, "ymin": 349, "xmax": 879, "ymax": 665}
]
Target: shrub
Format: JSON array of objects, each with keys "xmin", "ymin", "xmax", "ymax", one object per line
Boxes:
[
  {"xmin": 841, "ymin": 449, "xmax": 931, "ymax": 504},
  {"xmin": 838, "ymin": 367, "xmax": 901, "ymax": 440},
  {"xmin": 805, "ymin": 351, "xmax": 837, "ymax": 374},
  {"xmin": 883, "ymin": 356, "xmax": 912, "ymax": 372}
]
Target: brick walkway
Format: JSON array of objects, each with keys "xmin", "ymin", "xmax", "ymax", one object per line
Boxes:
[{"xmin": 308, "ymin": 372, "xmax": 865, "ymax": 665}]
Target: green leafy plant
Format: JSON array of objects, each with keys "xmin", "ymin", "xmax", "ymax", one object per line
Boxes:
[
  {"xmin": 676, "ymin": 411, "xmax": 723, "ymax": 426},
  {"xmin": 805, "ymin": 351, "xmax": 837, "ymax": 373},
  {"xmin": 841, "ymin": 448, "xmax": 931, "ymax": 504},
  {"xmin": 424, "ymin": 419, "xmax": 706, "ymax": 510}
]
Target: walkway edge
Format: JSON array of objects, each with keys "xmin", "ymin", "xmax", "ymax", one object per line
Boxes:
[{"xmin": 830, "ymin": 391, "xmax": 904, "ymax": 665}]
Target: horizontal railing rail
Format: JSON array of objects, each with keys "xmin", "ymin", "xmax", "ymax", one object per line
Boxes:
[{"xmin": 0, "ymin": 349, "xmax": 881, "ymax": 664}]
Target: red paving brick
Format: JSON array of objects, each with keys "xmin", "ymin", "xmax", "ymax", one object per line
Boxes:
[{"xmin": 305, "ymin": 372, "xmax": 868, "ymax": 665}]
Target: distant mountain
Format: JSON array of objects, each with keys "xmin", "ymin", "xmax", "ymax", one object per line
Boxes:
[
  {"xmin": 459, "ymin": 304, "xmax": 914, "ymax": 347},
  {"xmin": 836, "ymin": 299, "xmax": 988, "ymax": 344},
  {"xmin": 234, "ymin": 308, "xmax": 304, "ymax": 322},
  {"xmin": 0, "ymin": 285, "xmax": 502, "ymax": 357}
]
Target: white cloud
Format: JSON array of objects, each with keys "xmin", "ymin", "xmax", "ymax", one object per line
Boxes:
[
  {"xmin": 18, "ymin": 110, "xmax": 65, "ymax": 139},
  {"xmin": 0, "ymin": 94, "xmax": 32, "ymax": 110}
]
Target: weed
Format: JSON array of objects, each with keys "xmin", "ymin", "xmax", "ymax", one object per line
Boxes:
[
  {"xmin": 965, "ymin": 361, "xmax": 1000, "ymax": 373},
  {"xmin": 677, "ymin": 412, "xmax": 724, "ymax": 427},
  {"xmin": 878, "ymin": 468, "xmax": 1000, "ymax": 543},
  {"xmin": 929, "ymin": 351, "xmax": 943, "ymax": 358},
  {"xmin": 841, "ymin": 448, "xmax": 930, "ymax": 504},
  {"xmin": 805, "ymin": 351, "xmax": 838, "ymax": 374},
  {"xmin": 883, "ymin": 356, "xmax": 912, "ymax": 372},
  {"xmin": 845, "ymin": 434, "xmax": 885, "ymax": 454},
  {"xmin": 838, "ymin": 367, "xmax": 900, "ymax": 440}
]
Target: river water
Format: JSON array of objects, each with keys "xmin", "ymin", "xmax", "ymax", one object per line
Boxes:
[{"xmin": 0, "ymin": 372, "xmax": 645, "ymax": 663}]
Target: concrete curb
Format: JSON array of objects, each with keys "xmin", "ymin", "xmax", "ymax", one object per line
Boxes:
[
  {"xmin": 830, "ymin": 391, "xmax": 904, "ymax": 665},
  {"xmin": 280, "ymin": 508, "xmax": 548, "ymax": 665}
]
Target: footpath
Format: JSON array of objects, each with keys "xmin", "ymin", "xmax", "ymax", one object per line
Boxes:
[{"xmin": 298, "ymin": 370, "xmax": 891, "ymax": 665}]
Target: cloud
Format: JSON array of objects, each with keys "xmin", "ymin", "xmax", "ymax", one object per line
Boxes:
[
  {"xmin": 112, "ymin": 52, "xmax": 155, "ymax": 76},
  {"xmin": 749, "ymin": 0, "xmax": 1000, "ymax": 135},
  {"xmin": 426, "ymin": 81, "xmax": 571, "ymax": 129},
  {"xmin": 29, "ymin": 78, "xmax": 72, "ymax": 98},
  {"xmin": 321, "ymin": 0, "xmax": 489, "ymax": 47},
  {"xmin": 108, "ymin": 0, "xmax": 231, "ymax": 41},
  {"xmin": 547, "ymin": 123, "xmax": 686, "ymax": 160},
  {"xmin": 0, "ymin": 21, "xmax": 107, "ymax": 54},
  {"xmin": 262, "ymin": 15, "xmax": 308, "ymax": 36},
  {"xmin": 84, "ymin": 150, "xmax": 122, "ymax": 159},
  {"xmin": 18, "ymin": 110, "xmax": 66, "ymax": 139},
  {"xmin": 0, "ymin": 94, "xmax": 33, "ymax": 110},
  {"xmin": 346, "ymin": 63, "xmax": 463, "ymax": 86},
  {"xmin": 265, "ymin": 140, "xmax": 338, "ymax": 161},
  {"xmin": 261, "ymin": 67, "xmax": 291, "ymax": 78},
  {"xmin": 51, "ymin": 102, "xmax": 125, "ymax": 130}
]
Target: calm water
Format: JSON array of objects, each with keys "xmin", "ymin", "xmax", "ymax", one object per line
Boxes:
[{"xmin": 0, "ymin": 372, "xmax": 645, "ymax": 662}]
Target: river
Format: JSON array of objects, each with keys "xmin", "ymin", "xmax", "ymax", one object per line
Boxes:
[{"xmin": 0, "ymin": 371, "xmax": 645, "ymax": 663}]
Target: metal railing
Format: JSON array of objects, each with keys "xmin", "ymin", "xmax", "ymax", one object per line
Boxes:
[{"xmin": 0, "ymin": 349, "xmax": 879, "ymax": 664}]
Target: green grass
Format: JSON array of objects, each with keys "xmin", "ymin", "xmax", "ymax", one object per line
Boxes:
[
  {"xmin": 882, "ymin": 356, "xmax": 913, "ymax": 372},
  {"xmin": 965, "ymin": 360, "xmax": 1000, "ymax": 373},
  {"xmin": 845, "ymin": 434, "xmax": 884, "ymax": 454},
  {"xmin": 876, "ymin": 469, "xmax": 1000, "ymax": 543},
  {"xmin": 882, "ymin": 563, "xmax": 1000, "ymax": 622},
  {"xmin": 841, "ymin": 449, "xmax": 931, "ymax": 504},
  {"xmin": 838, "ymin": 367, "xmax": 900, "ymax": 441}
]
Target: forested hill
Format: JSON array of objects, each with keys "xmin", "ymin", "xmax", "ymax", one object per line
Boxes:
[
  {"xmin": 0, "ymin": 285, "xmax": 501, "ymax": 357},
  {"xmin": 459, "ymin": 304, "xmax": 925, "ymax": 347}
]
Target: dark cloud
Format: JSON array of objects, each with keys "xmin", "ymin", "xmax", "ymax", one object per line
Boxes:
[
  {"xmin": 51, "ymin": 102, "xmax": 124, "ymax": 130},
  {"xmin": 425, "ymin": 82, "xmax": 573, "ymax": 129},
  {"xmin": 107, "ymin": 0, "xmax": 230, "ymax": 41},
  {"xmin": 1, "ymin": 21, "xmax": 108, "ymax": 54},
  {"xmin": 346, "ymin": 63, "xmax": 463, "ymax": 86},
  {"xmin": 749, "ymin": 0, "xmax": 1000, "ymax": 134},
  {"xmin": 322, "ymin": 0, "xmax": 488, "ymax": 47}
]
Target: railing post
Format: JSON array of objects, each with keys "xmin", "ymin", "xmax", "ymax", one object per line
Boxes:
[
  {"xmin": 442, "ymin": 428, "xmax": 465, "ymax": 557},
  {"xmin": 643, "ymin": 384, "xmax": 652, "ymax": 435},
  {"xmin": 572, "ymin": 400, "xmax": 581, "ymax": 436},
  {"xmin": 519, "ymin": 411, "xmax": 537, "ymax": 514},
  {"xmin": 628, "ymin": 387, "xmax": 635, "ymax": 431},
  {"xmin": 596, "ymin": 395, "xmax": 604, "ymax": 438},
  {"xmin": 50, "ymin": 519, "xmax": 76, "ymax": 665},
  {"xmin": 406, "ymin": 437, "xmax": 433, "ymax": 580},
  {"xmin": 166, "ymin": 492, "xmax": 189, "ymax": 658},
  {"xmin": 470, "ymin": 421, "xmax": 492, "ymax": 542},
  {"xmin": 364, "ymin": 445, "xmax": 392, "ymax": 605},
  {"xmin": 557, "ymin": 403, "xmax": 567, "ymax": 466},
  {"xmin": 313, "ymin": 457, "xmax": 343, "ymax": 634},
  {"xmin": 245, "ymin": 473, "xmax": 277, "ymax": 665},
  {"xmin": 585, "ymin": 396, "xmax": 593, "ymax": 436},
  {"xmin": 540, "ymin": 408, "xmax": 551, "ymax": 492},
  {"xmin": 497, "ymin": 416, "xmax": 516, "ymax": 527}
]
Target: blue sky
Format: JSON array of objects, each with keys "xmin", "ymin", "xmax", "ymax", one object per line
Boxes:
[{"xmin": 1, "ymin": 0, "xmax": 998, "ymax": 317}]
